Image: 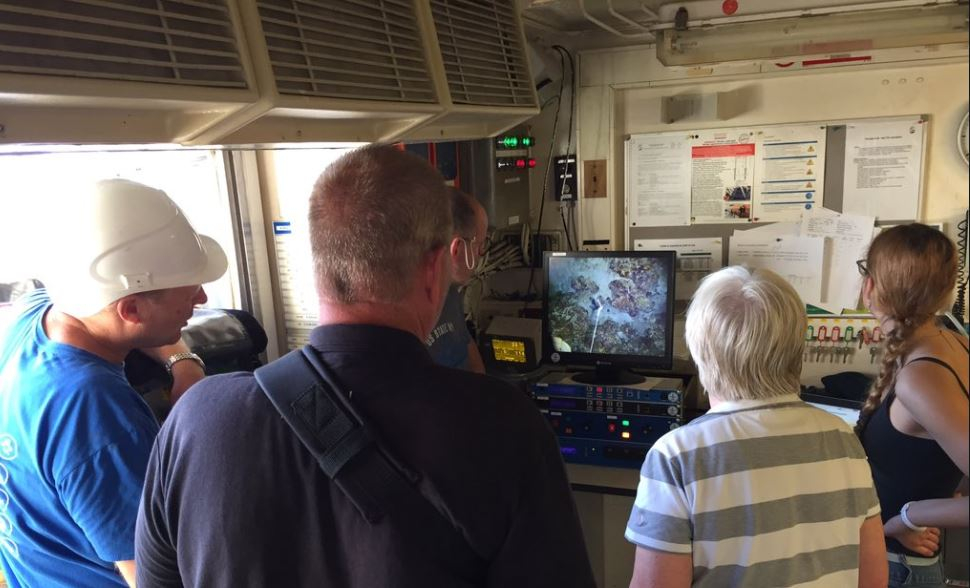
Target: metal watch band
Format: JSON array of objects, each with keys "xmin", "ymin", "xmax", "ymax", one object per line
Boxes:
[{"xmin": 164, "ymin": 351, "xmax": 206, "ymax": 375}]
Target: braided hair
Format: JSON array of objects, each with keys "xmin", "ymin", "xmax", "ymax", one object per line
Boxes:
[{"xmin": 855, "ymin": 224, "xmax": 958, "ymax": 436}]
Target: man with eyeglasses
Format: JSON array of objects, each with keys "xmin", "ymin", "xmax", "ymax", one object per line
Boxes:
[{"xmin": 427, "ymin": 188, "xmax": 488, "ymax": 373}]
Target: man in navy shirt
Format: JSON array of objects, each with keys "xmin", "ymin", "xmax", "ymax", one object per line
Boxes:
[
  {"xmin": 136, "ymin": 145, "xmax": 595, "ymax": 587},
  {"xmin": 0, "ymin": 180, "xmax": 227, "ymax": 587},
  {"xmin": 428, "ymin": 188, "xmax": 488, "ymax": 372}
]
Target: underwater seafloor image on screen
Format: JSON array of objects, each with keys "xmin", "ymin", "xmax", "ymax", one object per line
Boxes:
[{"xmin": 548, "ymin": 257, "xmax": 669, "ymax": 357}]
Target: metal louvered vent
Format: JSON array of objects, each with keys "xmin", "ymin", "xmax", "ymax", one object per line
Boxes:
[
  {"xmin": 0, "ymin": 0, "xmax": 247, "ymax": 88},
  {"xmin": 431, "ymin": 0, "xmax": 534, "ymax": 107},
  {"xmin": 257, "ymin": 0, "xmax": 436, "ymax": 103}
]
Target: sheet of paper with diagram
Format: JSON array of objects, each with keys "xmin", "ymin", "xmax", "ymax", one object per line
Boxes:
[
  {"xmin": 691, "ymin": 129, "xmax": 757, "ymax": 224},
  {"xmin": 728, "ymin": 232, "xmax": 825, "ymax": 304}
]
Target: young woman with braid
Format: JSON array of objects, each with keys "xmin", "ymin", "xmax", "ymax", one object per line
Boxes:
[{"xmin": 856, "ymin": 223, "xmax": 969, "ymax": 588}]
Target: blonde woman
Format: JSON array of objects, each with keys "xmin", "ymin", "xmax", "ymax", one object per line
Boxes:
[{"xmin": 856, "ymin": 223, "xmax": 969, "ymax": 588}]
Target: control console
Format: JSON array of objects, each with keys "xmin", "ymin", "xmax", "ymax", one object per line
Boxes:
[{"xmin": 531, "ymin": 372, "xmax": 685, "ymax": 469}]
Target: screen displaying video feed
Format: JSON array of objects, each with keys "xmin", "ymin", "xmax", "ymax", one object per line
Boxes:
[{"xmin": 546, "ymin": 254, "xmax": 673, "ymax": 358}]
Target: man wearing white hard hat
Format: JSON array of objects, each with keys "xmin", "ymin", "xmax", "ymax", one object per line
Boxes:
[{"xmin": 0, "ymin": 179, "xmax": 227, "ymax": 588}]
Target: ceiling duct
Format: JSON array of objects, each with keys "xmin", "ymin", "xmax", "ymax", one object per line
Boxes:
[
  {"xmin": 200, "ymin": 0, "xmax": 446, "ymax": 145},
  {"xmin": 398, "ymin": 0, "xmax": 540, "ymax": 141},
  {"xmin": 0, "ymin": 0, "xmax": 257, "ymax": 145},
  {"xmin": 657, "ymin": 3, "xmax": 970, "ymax": 66},
  {"xmin": 0, "ymin": 0, "xmax": 538, "ymax": 146}
]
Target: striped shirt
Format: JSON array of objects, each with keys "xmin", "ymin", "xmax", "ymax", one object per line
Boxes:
[{"xmin": 625, "ymin": 394, "xmax": 880, "ymax": 588}]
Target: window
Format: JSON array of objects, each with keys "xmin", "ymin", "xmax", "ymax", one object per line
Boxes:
[{"xmin": 261, "ymin": 147, "xmax": 360, "ymax": 350}]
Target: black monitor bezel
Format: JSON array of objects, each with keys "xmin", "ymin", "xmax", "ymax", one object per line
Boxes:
[{"xmin": 542, "ymin": 250, "xmax": 676, "ymax": 372}]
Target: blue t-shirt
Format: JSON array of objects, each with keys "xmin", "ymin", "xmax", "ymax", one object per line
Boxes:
[
  {"xmin": 427, "ymin": 285, "xmax": 472, "ymax": 370},
  {"xmin": 0, "ymin": 290, "xmax": 159, "ymax": 587}
]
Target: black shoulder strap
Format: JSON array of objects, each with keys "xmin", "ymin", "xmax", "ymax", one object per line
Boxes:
[
  {"xmin": 904, "ymin": 356, "xmax": 969, "ymax": 397},
  {"xmin": 254, "ymin": 346, "xmax": 417, "ymax": 523}
]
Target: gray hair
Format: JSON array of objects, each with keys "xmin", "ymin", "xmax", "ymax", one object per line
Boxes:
[
  {"xmin": 308, "ymin": 145, "xmax": 452, "ymax": 304},
  {"xmin": 685, "ymin": 266, "xmax": 805, "ymax": 401},
  {"xmin": 449, "ymin": 188, "xmax": 478, "ymax": 238}
]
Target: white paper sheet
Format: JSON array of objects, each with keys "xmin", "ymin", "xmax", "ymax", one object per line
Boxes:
[
  {"xmin": 634, "ymin": 237, "xmax": 724, "ymax": 299},
  {"xmin": 800, "ymin": 210, "xmax": 875, "ymax": 312},
  {"xmin": 728, "ymin": 235, "xmax": 825, "ymax": 303},
  {"xmin": 754, "ymin": 125, "xmax": 826, "ymax": 222},
  {"xmin": 690, "ymin": 130, "xmax": 757, "ymax": 224},
  {"xmin": 732, "ymin": 222, "xmax": 801, "ymax": 238},
  {"xmin": 842, "ymin": 118, "xmax": 925, "ymax": 220},
  {"xmin": 626, "ymin": 135, "xmax": 692, "ymax": 227}
]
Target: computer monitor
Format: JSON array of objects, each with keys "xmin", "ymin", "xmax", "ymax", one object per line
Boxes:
[{"xmin": 543, "ymin": 250, "xmax": 676, "ymax": 385}]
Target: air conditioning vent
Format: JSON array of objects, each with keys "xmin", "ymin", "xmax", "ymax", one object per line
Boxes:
[
  {"xmin": 256, "ymin": 0, "xmax": 436, "ymax": 103},
  {"xmin": 431, "ymin": 0, "xmax": 534, "ymax": 107},
  {"xmin": 0, "ymin": 0, "xmax": 247, "ymax": 88}
]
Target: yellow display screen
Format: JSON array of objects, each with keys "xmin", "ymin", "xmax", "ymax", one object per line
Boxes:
[{"xmin": 492, "ymin": 339, "xmax": 527, "ymax": 363}]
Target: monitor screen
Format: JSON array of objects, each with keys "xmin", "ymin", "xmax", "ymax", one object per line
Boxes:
[{"xmin": 543, "ymin": 251, "xmax": 676, "ymax": 381}]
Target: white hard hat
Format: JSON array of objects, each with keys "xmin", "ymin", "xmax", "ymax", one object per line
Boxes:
[{"xmin": 43, "ymin": 179, "xmax": 228, "ymax": 318}]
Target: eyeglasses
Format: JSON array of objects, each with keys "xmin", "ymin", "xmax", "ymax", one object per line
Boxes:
[
  {"xmin": 856, "ymin": 259, "xmax": 869, "ymax": 277},
  {"xmin": 480, "ymin": 232, "xmax": 493, "ymax": 256}
]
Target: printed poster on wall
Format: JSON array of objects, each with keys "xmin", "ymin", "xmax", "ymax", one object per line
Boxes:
[
  {"xmin": 753, "ymin": 125, "xmax": 826, "ymax": 222},
  {"xmin": 690, "ymin": 129, "xmax": 756, "ymax": 224},
  {"xmin": 625, "ymin": 133, "xmax": 692, "ymax": 227},
  {"xmin": 842, "ymin": 118, "xmax": 925, "ymax": 220}
]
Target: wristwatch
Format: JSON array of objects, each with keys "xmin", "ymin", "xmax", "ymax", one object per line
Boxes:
[{"xmin": 163, "ymin": 352, "xmax": 206, "ymax": 375}]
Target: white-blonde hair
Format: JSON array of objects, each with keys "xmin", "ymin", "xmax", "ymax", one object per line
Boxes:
[{"xmin": 685, "ymin": 266, "xmax": 805, "ymax": 401}]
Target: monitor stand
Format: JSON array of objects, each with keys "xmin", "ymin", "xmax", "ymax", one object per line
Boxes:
[{"xmin": 571, "ymin": 365, "xmax": 645, "ymax": 386}]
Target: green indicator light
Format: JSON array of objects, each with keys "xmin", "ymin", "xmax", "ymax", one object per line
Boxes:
[
  {"xmin": 622, "ymin": 419, "xmax": 630, "ymax": 427},
  {"xmin": 507, "ymin": 137, "xmax": 519, "ymax": 148},
  {"xmin": 521, "ymin": 137, "xmax": 534, "ymax": 147}
]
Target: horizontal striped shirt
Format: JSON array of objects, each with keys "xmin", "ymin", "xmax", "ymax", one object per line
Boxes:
[{"xmin": 625, "ymin": 393, "xmax": 880, "ymax": 588}]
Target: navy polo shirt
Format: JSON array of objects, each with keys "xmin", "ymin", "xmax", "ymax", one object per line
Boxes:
[{"xmin": 136, "ymin": 324, "xmax": 595, "ymax": 588}]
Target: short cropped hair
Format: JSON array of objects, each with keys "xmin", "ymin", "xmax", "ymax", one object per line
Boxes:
[
  {"xmin": 685, "ymin": 266, "xmax": 805, "ymax": 401},
  {"xmin": 308, "ymin": 145, "xmax": 452, "ymax": 304},
  {"xmin": 449, "ymin": 188, "xmax": 478, "ymax": 239}
]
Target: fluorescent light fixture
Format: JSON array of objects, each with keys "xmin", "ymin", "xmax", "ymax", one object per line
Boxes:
[{"xmin": 657, "ymin": 4, "xmax": 969, "ymax": 66}]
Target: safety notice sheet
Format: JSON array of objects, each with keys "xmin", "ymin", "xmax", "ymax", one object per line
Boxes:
[{"xmin": 753, "ymin": 125, "xmax": 826, "ymax": 222}]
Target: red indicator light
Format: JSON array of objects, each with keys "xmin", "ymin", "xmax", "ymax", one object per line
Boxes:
[
  {"xmin": 515, "ymin": 158, "xmax": 526, "ymax": 168},
  {"xmin": 607, "ymin": 423, "xmax": 616, "ymax": 433},
  {"xmin": 528, "ymin": 158, "xmax": 537, "ymax": 168},
  {"xmin": 596, "ymin": 387, "xmax": 603, "ymax": 393}
]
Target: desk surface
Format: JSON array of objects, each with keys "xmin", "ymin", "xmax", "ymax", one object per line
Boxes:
[{"xmin": 566, "ymin": 463, "xmax": 640, "ymax": 496}]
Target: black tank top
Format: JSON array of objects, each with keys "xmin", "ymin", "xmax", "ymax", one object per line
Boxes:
[{"xmin": 860, "ymin": 334, "xmax": 969, "ymax": 556}]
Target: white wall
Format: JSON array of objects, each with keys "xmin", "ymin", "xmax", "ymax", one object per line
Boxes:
[{"xmin": 576, "ymin": 44, "xmax": 970, "ymax": 248}]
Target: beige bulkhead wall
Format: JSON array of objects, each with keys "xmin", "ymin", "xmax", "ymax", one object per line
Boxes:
[{"xmin": 574, "ymin": 44, "xmax": 970, "ymax": 250}]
